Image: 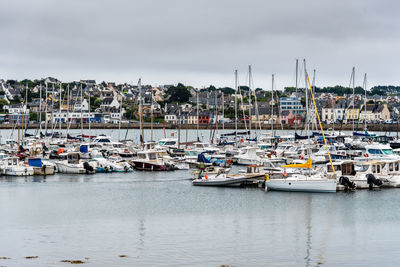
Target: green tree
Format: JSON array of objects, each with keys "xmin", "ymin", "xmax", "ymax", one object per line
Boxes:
[
  {"xmin": 0, "ymin": 99, "xmax": 8, "ymax": 113},
  {"xmin": 165, "ymin": 83, "xmax": 191, "ymax": 103}
]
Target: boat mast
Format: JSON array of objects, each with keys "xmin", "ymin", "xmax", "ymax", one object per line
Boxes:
[
  {"xmin": 295, "ymin": 59, "xmax": 298, "ymax": 133},
  {"xmin": 248, "ymin": 65, "xmax": 252, "ymax": 138},
  {"xmin": 45, "ymin": 82, "xmax": 48, "ymax": 135},
  {"xmin": 271, "ymin": 74, "xmax": 274, "ymax": 136},
  {"xmin": 312, "ymin": 70, "xmax": 317, "ymax": 133},
  {"xmin": 306, "ymin": 62, "xmax": 335, "ymax": 175},
  {"xmin": 24, "ymin": 83, "xmax": 28, "ymax": 136},
  {"xmin": 177, "ymin": 103, "xmax": 181, "ymax": 149},
  {"xmin": 88, "ymin": 86, "xmax": 91, "ymax": 135},
  {"xmin": 138, "ymin": 79, "xmax": 144, "ymax": 148},
  {"xmin": 51, "ymin": 84, "xmax": 54, "ymax": 137},
  {"xmin": 234, "ymin": 69, "xmax": 238, "ymax": 145},
  {"xmin": 66, "ymin": 84, "xmax": 70, "ymax": 138},
  {"xmin": 363, "ymin": 73, "xmax": 367, "ymax": 132},
  {"xmin": 80, "ymin": 84, "xmax": 83, "ymax": 136},
  {"xmin": 196, "ymin": 89, "xmax": 199, "ymax": 141},
  {"xmin": 150, "ymin": 87, "xmax": 154, "ymax": 142},
  {"xmin": 118, "ymin": 90, "xmax": 122, "ymax": 141},
  {"xmin": 39, "ymin": 84, "xmax": 42, "ymax": 135},
  {"xmin": 59, "ymin": 82, "xmax": 62, "ymax": 134},
  {"xmin": 352, "ymin": 66, "xmax": 355, "ymax": 133},
  {"xmin": 222, "ymin": 90, "xmax": 225, "ymax": 131},
  {"xmin": 214, "ymin": 91, "xmax": 218, "ymax": 137},
  {"xmin": 304, "ymin": 59, "xmax": 311, "ymax": 170}
]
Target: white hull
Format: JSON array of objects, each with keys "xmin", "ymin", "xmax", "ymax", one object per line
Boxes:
[
  {"xmin": 266, "ymin": 179, "xmax": 337, "ymax": 193},
  {"xmin": 2, "ymin": 167, "xmax": 34, "ymax": 176},
  {"xmin": 56, "ymin": 162, "xmax": 86, "ymax": 174}
]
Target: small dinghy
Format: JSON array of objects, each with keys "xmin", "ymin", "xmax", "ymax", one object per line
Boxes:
[{"xmin": 192, "ymin": 173, "xmax": 246, "ymax": 186}]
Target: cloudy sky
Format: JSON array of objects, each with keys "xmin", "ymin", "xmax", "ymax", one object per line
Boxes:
[{"xmin": 1, "ymin": 0, "xmax": 399, "ymax": 90}]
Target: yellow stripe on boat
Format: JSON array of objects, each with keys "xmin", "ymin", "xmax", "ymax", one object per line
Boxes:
[{"xmin": 281, "ymin": 158, "xmax": 312, "ymax": 169}]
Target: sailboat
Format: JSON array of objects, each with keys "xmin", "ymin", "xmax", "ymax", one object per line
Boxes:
[{"xmin": 265, "ymin": 61, "xmax": 337, "ymax": 193}]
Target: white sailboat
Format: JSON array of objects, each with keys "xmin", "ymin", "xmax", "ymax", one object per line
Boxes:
[{"xmin": 265, "ymin": 61, "xmax": 337, "ymax": 193}]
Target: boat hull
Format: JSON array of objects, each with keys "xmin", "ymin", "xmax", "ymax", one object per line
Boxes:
[
  {"xmin": 2, "ymin": 167, "xmax": 34, "ymax": 176},
  {"xmin": 193, "ymin": 177, "xmax": 247, "ymax": 186},
  {"xmin": 56, "ymin": 162, "xmax": 87, "ymax": 174},
  {"xmin": 131, "ymin": 160, "xmax": 171, "ymax": 171},
  {"xmin": 33, "ymin": 165, "xmax": 55, "ymax": 175},
  {"xmin": 266, "ymin": 179, "xmax": 337, "ymax": 193}
]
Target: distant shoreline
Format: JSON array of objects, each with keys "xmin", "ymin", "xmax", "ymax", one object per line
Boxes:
[{"xmin": 2, "ymin": 122, "xmax": 398, "ymax": 132}]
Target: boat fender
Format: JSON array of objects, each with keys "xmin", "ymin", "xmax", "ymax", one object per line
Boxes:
[
  {"xmin": 124, "ymin": 165, "xmax": 129, "ymax": 172},
  {"xmin": 339, "ymin": 176, "xmax": 356, "ymax": 190},
  {"xmin": 366, "ymin": 173, "xmax": 382, "ymax": 189}
]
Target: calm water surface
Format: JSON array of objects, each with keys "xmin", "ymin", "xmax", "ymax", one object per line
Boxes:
[
  {"xmin": 1, "ymin": 169, "xmax": 400, "ymax": 266},
  {"xmin": 1, "ymin": 129, "xmax": 400, "ymax": 266}
]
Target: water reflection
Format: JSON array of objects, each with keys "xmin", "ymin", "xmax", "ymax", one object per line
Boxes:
[
  {"xmin": 138, "ymin": 218, "xmax": 146, "ymax": 252},
  {"xmin": 304, "ymin": 195, "xmax": 312, "ymax": 267}
]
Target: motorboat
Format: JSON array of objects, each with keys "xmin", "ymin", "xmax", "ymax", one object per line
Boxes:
[
  {"xmin": 130, "ymin": 150, "xmax": 176, "ymax": 171},
  {"xmin": 56, "ymin": 152, "xmax": 96, "ymax": 174},
  {"xmin": 0, "ymin": 157, "xmax": 34, "ymax": 176},
  {"xmin": 27, "ymin": 158, "xmax": 55, "ymax": 175},
  {"xmin": 192, "ymin": 173, "xmax": 246, "ymax": 186}
]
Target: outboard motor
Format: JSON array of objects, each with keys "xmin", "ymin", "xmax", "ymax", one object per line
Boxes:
[
  {"xmin": 366, "ymin": 173, "xmax": 383, "ymax": 190},
  {"xmin": 339, "ymin": 176, "xmax": 356, "ymax": 191},
  {"xmin": 83, "ymin": 162, "xmax": 94, "ymax": 174}
]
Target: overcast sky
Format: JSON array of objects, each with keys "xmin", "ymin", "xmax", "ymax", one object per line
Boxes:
[{"xmin": 1, "ymin": 0, "xmax": 399, "ymax": 90}]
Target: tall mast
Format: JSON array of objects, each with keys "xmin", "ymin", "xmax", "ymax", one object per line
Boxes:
[
  {"xmin": 248, "ymin": 65, "xmax": 252, "ymax": 138},
  {"xmin": 352, "ymin": 67, "xmax": 355, "ymax": 133},
  {"xmin": 88, "ymin": 86, "xmax": 91, "ymax": 135},
  {"xmin": 196, "ymin": 89, "xmax": 199, "ymax": 141},
  {"xmin": 66, "ymin": 85, "xmax": 70, "ymax": 137},
  {"xmin": 24, "ymin": 83, "xmax": 28, "ymax": 136},
  {"xmin": 80, "ymin": 84, "xmax": 83, "ymax": 136},
  {"xmin": 234, "ymin": 70, "xmax": 238, "ymax": 144},
  {"xmin": 214, "ymin": 91, "xmax": 218, "ymax": 136},
  {"xmin": 222, "ymin": 90, "xmax": 225, "ymax": 131},
  {"xmin": 363, "ymin": 73, "xmax": 367, "ymax": 132},
  {"xmin": 45, "ymin": 82, "xmax": 48, "ymax": 135},
  {"xmin": 118, "ymin": 91, "xmax": 123, "ymax": 141},
  {"xmin": 177, "ymin": 102, "xmax": 181, "ymax": 149},
  {"xmin": 150, "ymin": 87, "xmax": 154, "ymax": 141},
  {"xmin": 51, "ymin": 84, "xmax": 54, "ymax": 137},
  {"xmin": 304, "ymin": 59, "xmax": 311, "ymax": 169},
  {"xmin": 138, "ymin": 79, "xmax": 144, "ymax": 148},
  {"xmin": 295, "ymin": 59, "xmax": 299, "ymax": 132},
  {"xmin": 59, "ymin": 82, "xmax": 62, "ymax": 134},
  {"xmin": 271, "ymin": 74, "xmax": 274, "ymax": 136},
  {"xmin": 39, "ymin": 84, "xmax": 42, "ymax": 134}
]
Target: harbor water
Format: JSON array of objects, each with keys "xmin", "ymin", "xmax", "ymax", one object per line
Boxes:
[{"xmin": 1, "ymin": 130, "xmax": 400, "ymax": 266}]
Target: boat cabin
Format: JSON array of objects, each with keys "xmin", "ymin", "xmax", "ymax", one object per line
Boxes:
[
  {"xmin": 5, "ymin": 157, "xmax": 19, "ymax": 166},
  {"xmin": 93, "ymin": 135, "xmax": 112, "ymax": 143},
  {"xmin": 137, "ymin": 150, "xmax": 158, "ymax": 161},
  {"xmin": 327, "ymin": 161, "xmax": 356, "ymax": 175},
  {"xmin": 67, "ymin": 153, "xmax": 80, "ymax": 164},
  {"xmin": 156, "ymin": 138, "xmax": 178, "ymax": 149}
]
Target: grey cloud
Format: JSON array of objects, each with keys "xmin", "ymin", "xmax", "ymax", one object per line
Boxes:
[{"xmin": 0, "ymin": 0, "xmax": 399, "ymax": 90}]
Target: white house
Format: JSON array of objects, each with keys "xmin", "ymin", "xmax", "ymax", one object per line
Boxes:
[{"xmin": 74, "ymin": 99, "xmax": 89, "ymax": 112}]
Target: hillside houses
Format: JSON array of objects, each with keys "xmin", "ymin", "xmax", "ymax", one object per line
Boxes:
[{"xmin": 0, "ymin": 78, "xmax": 399, "ymax": 126}]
